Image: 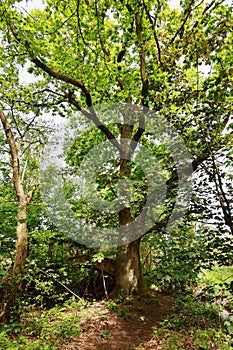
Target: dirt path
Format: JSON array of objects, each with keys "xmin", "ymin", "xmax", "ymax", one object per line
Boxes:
[{"xmin": 58, "ymin": 293, "xmax": 173, "ymax": 350}]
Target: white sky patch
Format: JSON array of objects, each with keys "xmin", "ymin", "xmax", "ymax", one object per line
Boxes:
[
  {"xmin": 169, "ymin": 0, "xmax": 181, "ymax": 10},
  {"xmin": 198, "ymin": 62, "xmax": 212, "ymax": 76},
  {"xmin": 18, "ymin": 61, "xmax": 41, "ymax": 85},
  {"xmin": 15, "ymin": 0, "xmax": 46, "ymax": 12}
]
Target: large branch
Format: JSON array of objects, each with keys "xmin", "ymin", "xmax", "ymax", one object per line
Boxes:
[
  {"xmin": 25, "ymin": 44, "xmax": 93, "ymax": 108},
  {"xmin": 116, "ymin": 17, "xmax": 134, "ymax": 103},
  {"xmin": 67, "ymin": 254, "xmax": 116, "ymax": 276},
  {"xmin": 170, "ymin": 0, "xmax": 196, "ymax": 44},
  {"xmin": 94, "ymin": 1, "xmax": 110, "ymax": 57},
  {"xmin": 8, "ymin": 23, "xmax": 93, "ymax": 106},
  {"xmin": 143, "ymin": 0, "xmax": 162, "ymax": 65},
  {"xmin": 135, "ymin": 10, "xmax": 149, "ymax": 106},
  {"xmin": 8, "ymin": 24, "xmax": 122, "ymax": 151},
  {"xmin": 67, "ymin": 92, "xmax": 122, "ymax": 151}
]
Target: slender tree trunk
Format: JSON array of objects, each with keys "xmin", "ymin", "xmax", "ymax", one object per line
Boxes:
[
  {"xmin": 0, "ymin": 107, "xmax": 32, "ymax": 324},
  {"xmin": 1, "ymin": 182, "xmax": 29, "ymax": 324},
  {"xmin": 13, "ymin": 202, "xmax": 28, "ymax": 274},
  {"xmin": 2, "ymin": 203, "xmax": 28, "ymax": 324}
]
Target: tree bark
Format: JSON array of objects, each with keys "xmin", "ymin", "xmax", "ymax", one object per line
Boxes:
[
  {"xmin": 113, "ymin": 238, "xmax": 145, "ymax": 296},
  {"xmin": 1, "ymin": 201, "xmax": 28, "ymax": 323},
  {"xmin": 0, "ymin": 107, "xmax": 34, "ymax": 324},
  {"xmin": 13, "ymin": 202, "xmax": 28, "ymax": 274},
  {"xmin": 110, "ymin": 115, "xmax": 145, "ymax": 296}
]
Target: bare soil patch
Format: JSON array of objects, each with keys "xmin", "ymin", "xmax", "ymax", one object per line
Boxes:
[{"xmin": 57, "ymin": 293, "xmax": 173, "ymax": 350}]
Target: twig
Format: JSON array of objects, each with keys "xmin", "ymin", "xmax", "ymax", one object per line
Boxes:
[
  {"xmin": 29, "ymin": 262, "xmax": 82, "ymax": 300},
  {"xmin": 101, "ymin": 268, "xmax": 109, "ymax": 300}
]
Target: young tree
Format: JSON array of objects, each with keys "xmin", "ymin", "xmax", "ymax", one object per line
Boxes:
[
  {"xmin": 0, "ymin": 106, "xmax": 36, "ymax": 322},
  {"xmin": 0, "ymin": 80, "xmax": 51, "ymax": 323},
  {"xmin": 0, "ymin": 0, "xmax": 232, "ymax": 296}
]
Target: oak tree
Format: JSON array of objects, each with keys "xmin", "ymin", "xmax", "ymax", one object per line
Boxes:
[{"xmin": 0, "ymin": 0, "xmax": 232, "ymax": 297}]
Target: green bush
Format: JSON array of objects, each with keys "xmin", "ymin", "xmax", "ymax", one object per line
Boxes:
[
  {"xmin": 160, "ymin": 295, "xmax": 220, "ymax": 330},
  {"xmin": 143, "ymin": 223, "xmax": 207, "ymax": 292}
]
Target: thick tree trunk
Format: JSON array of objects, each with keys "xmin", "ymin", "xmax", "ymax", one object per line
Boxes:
[
  {"xmin": 111, "ymin": 119, "xmax": 145, "ymax": 296},
  {"xmin": 113, "ymin": 239, "xmax": 145, "ymax": 296}
]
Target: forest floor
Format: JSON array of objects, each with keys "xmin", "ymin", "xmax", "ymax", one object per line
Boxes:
[
  {"xmin": 57, "ymin": 293, "xmax": 173, "ymax": 350},
  {"xmin": 1, "ymin": 289, "xmax": 232, "ymax": 349}
]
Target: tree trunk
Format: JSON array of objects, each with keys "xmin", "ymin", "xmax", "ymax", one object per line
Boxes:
[
  {"xmin": 13, "ymin": 203, "xmax": 28, "ymax": 274},
  {"xmin": 0, "ymin": 108, "xmax": 31, "ymax": 324},
  {"xmin": 111, "ymin": 119, "xmax": 145, "ymax": 296},
  {"xmin": 113, "ymin": 239, "xmax": 145, "ymax": 296},
  {"xmin": 1, "ymin": 201, "xmax": 28, "ymax": 324}
]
